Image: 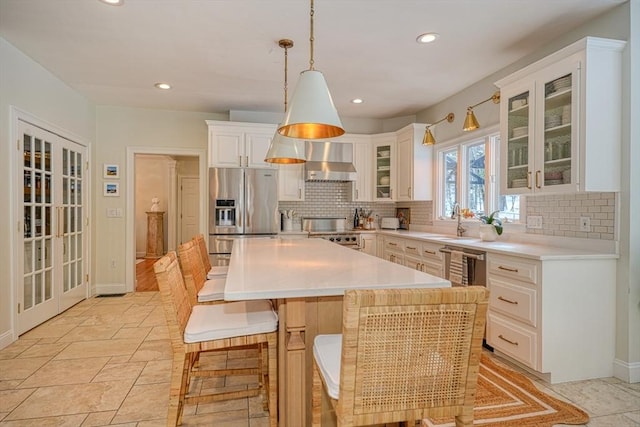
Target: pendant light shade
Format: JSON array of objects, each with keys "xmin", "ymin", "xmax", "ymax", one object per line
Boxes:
[
  {"xmin": 277, "ymin": 0, "xmax": 344, "ymax": 140},
  {"xmin": 265, "ymin": 39, "xmax": 307, "ymax": 164},
  {"xmin": 278, "ymin": 70, "xmax": 344, "ymax": 139},
  {"xmin": 265, "ymin": 133, "xmax": 306, "ymax": 164}
]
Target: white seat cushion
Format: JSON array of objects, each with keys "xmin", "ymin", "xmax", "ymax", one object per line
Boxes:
[
  {"xmin": 207, "ymin": 265, "xmax": 228, "ymax": 279},
  {"xmin": 184, "ymin": 300, "xmax": 278, "ymax": 343},
  {"xmin": 313, "ymin": 334, "xmax": 342, "ymax": 399},
  {"xmin": 197, "ymin": 277, "xmax": 226, "ymax": 302}
]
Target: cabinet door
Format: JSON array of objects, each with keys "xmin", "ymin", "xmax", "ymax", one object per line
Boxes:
[
  {"xmin": 360, "ymin": 235, "xmax": 376, "ymax": 256},
  {"xmin": 501, "ymin": 81, "xmax": 535, "ymax": 194},
  {"xmin": 535, "ymin": 60, "xmax": 579, "ymax": 193},
  {"xmin": 396, "ymin": 134, "xmax": 413, "ymax": 201},
  {"xmin": 209, "ymin": 129, "xmax": 243, "ymax": 167},
  {"xmin": 352, "ymin": 142, "xmax": 372, "ymax": 201},
  {"xmin": 278, "ymin": 164, "xmax": 304, "ymax": 201},
  {"xmin": 245, "ymin": 131, "xmax": 275, "ymax": 168},
  {"xmin": 373, "ymin": 137, "xmax": 395, "ymax": 200}
]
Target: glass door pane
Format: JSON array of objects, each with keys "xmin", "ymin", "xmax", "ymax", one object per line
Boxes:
[
  {"xmin": 375, "ymin": 145, "xmax": 391, "ymax": 199},
  {"xmin": 61, "ymin": 147, "xmax": 84, "ymax": 294},
  {"xmin": 506, "ymin": 90, "xmax": 530, "ymax": 190},
  {"xmin": 542, "ymin": 73, "xmax": 572, "ymax": 188}
]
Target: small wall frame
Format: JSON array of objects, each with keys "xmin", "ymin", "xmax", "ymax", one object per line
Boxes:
[
  {"xmin": 103, "ymin": 164, "xmax": 119, "ymax": 179},
  {"xmin": 104, "ymin": 182, "xmax": 119, "ymax": 197}
]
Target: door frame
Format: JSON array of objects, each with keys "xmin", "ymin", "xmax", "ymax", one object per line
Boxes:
[
  {"xmin": 9, "ymin": 106, "xmax": 92, "ymax": 341},
  {"xmin": 125, "ymin": 146, "xmax": 207, "ymax": 293}
]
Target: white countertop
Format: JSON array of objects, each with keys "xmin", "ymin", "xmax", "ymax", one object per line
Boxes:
[
  {"xmin": 224, "ymin": 238, "xmax": 451, "ymax": 300},
  {"xmin": 377, "ymin": 230, "xmax": 618, "ymax": 260}
]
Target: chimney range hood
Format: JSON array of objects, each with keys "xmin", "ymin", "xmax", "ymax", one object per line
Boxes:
[{"xmin": 304, "ymin": 141, "xmax": 357, "ymax": 181}]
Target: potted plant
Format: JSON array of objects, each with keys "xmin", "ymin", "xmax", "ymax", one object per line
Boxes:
[{"xmin": 479, "ymin": 210, "xmax": 503, "ymax": 241}]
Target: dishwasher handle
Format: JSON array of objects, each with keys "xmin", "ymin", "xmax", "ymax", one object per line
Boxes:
[{"xmin": 439, "ymin": 247, "xmax": 485, "ymax": 261}]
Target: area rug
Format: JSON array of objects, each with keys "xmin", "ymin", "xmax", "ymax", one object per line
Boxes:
[{"xmin": 423, "ymin": 354, "xmax": 589, "ymax": 426}]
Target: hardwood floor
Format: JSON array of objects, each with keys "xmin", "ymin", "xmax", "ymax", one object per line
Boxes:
[{"xmin": 135, "ymin": 258, "xmax": 159, "ymax": 291}]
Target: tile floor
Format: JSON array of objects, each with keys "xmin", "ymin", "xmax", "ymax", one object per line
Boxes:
[{"xmin": 1, "ymin": 292, "xmax": 638, "ymax": 426}]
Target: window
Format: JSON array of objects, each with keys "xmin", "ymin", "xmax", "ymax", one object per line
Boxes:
[{"xmin": 436, "ymin": 128, "xmax": 520, "ymax": 222}]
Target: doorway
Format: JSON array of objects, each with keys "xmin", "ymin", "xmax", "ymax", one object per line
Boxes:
[{"xmin": 125, "ymin": 147, "xmax": 207, "ymax": 293}]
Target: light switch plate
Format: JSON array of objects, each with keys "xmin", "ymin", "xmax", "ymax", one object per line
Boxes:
[
  {"xmin": 527, "ymin": 215, "xmax": 543, "ymax": 229},
  {"xmin": 579, "ymin": 216, "xmax": 591, "ymax": 232}
]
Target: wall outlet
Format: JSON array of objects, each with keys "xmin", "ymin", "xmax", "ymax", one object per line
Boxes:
[
  {"xmin": 579, "ymin": 216, "xmax": 591, "ymax": 232},
  {"xmin": 527, "ymin": 215, "xmax": 543, "ymax": 229},
  {"xmin": 110, "ymin": 259, "xmax": 116, "ymax": 268}
]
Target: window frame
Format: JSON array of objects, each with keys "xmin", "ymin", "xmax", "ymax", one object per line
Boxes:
[{"xmin": 434, "ymin": 124, "xmax": 522, "ymax": 224}]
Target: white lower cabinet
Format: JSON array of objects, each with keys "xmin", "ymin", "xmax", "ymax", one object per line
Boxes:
[
  {"xmin": 486, "ymin": 252, "xmax": 616, "ymax": 383},
  {"xmin": 359, "ymin": 234, "xmax": 376, "ymax": 256},
  {"xmin": 381, "ymin": 236, "xmax": 445, "ymax": 278},
  {"xmin": 382, "ymin": 237, "xmax": 404, "ymax": 265}
]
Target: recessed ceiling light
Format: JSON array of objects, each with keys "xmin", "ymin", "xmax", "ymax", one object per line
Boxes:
[
  {"xmin": 154, "ymin": 83, "xmax": 171, "ymax": 90},
  {"xmin": 416, "ymin": 32, "xmax": 440, "ymax": 44},
  {"xmin": 351, "ymin": 98, "xmax": 364, "ymax": 104},
  {"xmin": 99, "ymin": 0, "xmax": 124, "ymax": 5}
]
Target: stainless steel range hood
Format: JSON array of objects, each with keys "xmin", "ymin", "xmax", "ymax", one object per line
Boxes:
[{"xmin": 305, "ymin": 141, "xmax": 357, "ymax": 181}]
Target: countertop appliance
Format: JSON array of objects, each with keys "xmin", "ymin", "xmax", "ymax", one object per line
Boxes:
[
  {"xmin": 209, "ymin": 167, "xmax": 279, "ymax": 265},
  {"xmin": 381, "ymin": 217, "xmax": 400, "ymax": 230},
  {"xmin": 303, "ymin": 217, "xmax": 361, "ymax": 249}
]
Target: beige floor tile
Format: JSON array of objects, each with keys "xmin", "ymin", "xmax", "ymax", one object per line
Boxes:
[
  {"xmin": 92, "ymin": 361, "xmax": 146, "ymax": 383},
  {"xmin": 136, "ymin": 419, "xmax": 167, "ymax": 427},
  {"xmin": 549, "ymin": 378, "xmax": 640, "ymax": 417},
  {"xmin": 127, "ymin": 339, "xmax": 172, "ymax": 362},
  {"xmin": 5, "ymin": 380, "xmax": 134, "ymax": 420},
  {"xmin": 0, "ymin": 380, "xmax": 23, "ymax": 391},
  {"xmin": 249, "ymin": 416, "xmax": 271, "ymax": 427},
  {"xmin": 0, "ymin": 357, "xmax": 50, "ymax": 381},
  {"xmin": 79, "ymin": 410, "xmax": 115, "ymax": 426},
  {"xmin": 110, "ymin": 382, "xmax": 169, "ymax": 424},
  {"xmin": 0, "ymin": 389, "xmax": 35, "ymax": 412},
  {"xmin": 248, "ymin": 395, "xmax": 269, "ymax": 418},
  {"xmin": 0, "ymin": 339, "xmax": 39, "ymax": 360},
  {"xmin": 183, "ymin": 413, "xmax": 249, "ymax": 427},
  {"xmin": 135, "ymin": 359, "xmax": 171, "ymax": 385},
  {"xmin": 79, "ymin": 312, "xmax": 147, "ymax": 327},
  {"xmin": 625, "ymin": 411, "xmax": 640, "ymax": 423},
  {"xmin": 57, "ymin": 325, "xmax": 123, "ymax": 342},
  {"xmin": 587, "ymin": 413, "xmax": 640, "ymax": 426},
  {"xmin": 53, "ymin": 339, "xmax": 142, "ymax": 360},
  {"xmin": 112, "ymin": 326, "xmax": 151, "ymax": 340},
  {"xmin": 0, "ymin": 413, "xmax": 87, "ymax": 426},
  {"xmin": 17, "ymin": 342, "xmax": 70, "ymax": 359},
  {"xmin": 20, "ymin": 322, "xmax": 77, "ymax": 340},
  {"xmin": 145, "ymin": 325, "xmax": 169, "ymax": 341},
  {"xmin": 196, "ymin": 396, "xmax": 247, "ymax": 415},
  {"xmin": 108, "ymin": 355, "xmax": 132, "ymax": 364},
  {"xmin": 18, "ymin": 357, "xmax": 110, "ymax": 388}
]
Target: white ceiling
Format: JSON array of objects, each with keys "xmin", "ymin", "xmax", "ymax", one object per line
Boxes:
[{"xmin": 0, "ymin": 0, "xmax": 626, "ymax": 120}]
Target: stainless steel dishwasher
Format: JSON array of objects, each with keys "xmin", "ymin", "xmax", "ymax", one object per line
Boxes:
[{"xmin": 440, "ymin": 245, "xmax": 487, "ymax": 286}]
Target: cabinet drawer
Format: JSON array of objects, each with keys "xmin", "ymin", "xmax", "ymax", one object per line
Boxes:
[
  {"xmin": 423, "ymin": 261, "xmax": 444, "ymax": 278},
  {"xmin": 421, "ymin": 243, "xmax": 443, "ymax": 261},
  {"xmin": 489, "ymin": 278, "xmax": 537, "ymax": 326},
  {"xmin": 487, "ymin": 313, "xmax": 538, "ymax": 369},
  {"xmin": 385, "ymin": 252, "xmax": 404, "ymax": 265},
  {"xmin": 488, "ymin": 254, "xmax": 539, "ymax": 284},
  {"xmin": 404, "ymin": 256, "xmax": 422, "ymax": 271},
  {"xmin": 403, "ymin": 240, "xmax": 421, "ymax": 257},
  {"xmin": 384, "ymin": 238, "xmax": 403, "ymax": 252}
]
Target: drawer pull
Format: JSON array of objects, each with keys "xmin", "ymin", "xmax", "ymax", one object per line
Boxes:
[
  {"xmin": 389, "ymin": 242, "xmax": 397, "ymax": 246},
  {"xmin": 498, "ymin": 296, "xmax": 518, "ymax": 305},
  {"xmin": 423, "ymin": 250, "xmax": 436, "ymax": 255},
  {"xmin": 498, "ymin": 265, "xmax": 519, "ymax": 273},
  {"xmin": 406, "ymin": 246, "xmax": 417, "ymax": 250},
  {"xmin": 498, "ymin": 334, "xmax": 519, "ymax": 346}
]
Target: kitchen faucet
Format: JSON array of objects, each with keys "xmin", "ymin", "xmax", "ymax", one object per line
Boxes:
[{"xmin": 452, "ymin": 202, "xmax": 466, "ymax": 237}]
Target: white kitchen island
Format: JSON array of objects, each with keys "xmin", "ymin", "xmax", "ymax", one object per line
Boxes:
[{"xmin": 224, "ymin": 238, "xmax": 451, "ymax": 427}]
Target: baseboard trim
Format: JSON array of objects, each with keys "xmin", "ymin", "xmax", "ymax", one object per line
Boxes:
[
  {"xmin": 613, "ymin": 358, "xmax": 640, "ymax": 383},
  {"xmin": 95, "ymin": 283, "xmax": 128, "ymax": 295},
  {"xmin": 0, "ymin": 329, "xmax": 16, "ymax": 351}
]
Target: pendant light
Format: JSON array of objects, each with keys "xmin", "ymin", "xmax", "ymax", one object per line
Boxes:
[
  {"xmin": 422, "ymin": 113, "xmax": 455, "ymax": 145},
  {"xmin": 277, "ymin": 0, "xmax": 345, "ymax": 140},
  {"xmin": 265, "ymin": 39, "xmax": 306, "ymax": 164},
  {"xmin": 463, "ymin": 91, "xmax": 501, "ymax": 132}
]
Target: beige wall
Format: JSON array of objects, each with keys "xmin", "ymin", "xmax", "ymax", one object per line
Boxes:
[{"xmin": 0, "ymin": 38, "xmax": 95, "ymax": 345}]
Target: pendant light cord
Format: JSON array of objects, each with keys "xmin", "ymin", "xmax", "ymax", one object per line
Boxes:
[
  {"xmin": 284, "ymin": 43, "xmax": 289, "ymax": 112},
  {"xmin": 309, "ymin": 0, "xmax": 315, "ymax": 70}
]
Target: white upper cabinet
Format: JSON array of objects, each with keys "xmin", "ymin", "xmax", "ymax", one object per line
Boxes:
[
  {"xmin": 395, "ymin": 123, "xmax": 431, "ymax": 201},
  {"xmin": 496, "ymin": 37, "xmax": 625, "ymax": 195},
  {"xmin": 278, "ymin": 164, "xmax": 305, "ymax": 201},
  {"xmin": 372, "ymin": 134, "xmax": 396, "ymax": 201},
  {"xmin": 207, "ymin": 120, "xmax": 277, "ymax": 168},
  {"xmin": 332, "ymin": 134, "xmax": 373, "ymax": 202}
]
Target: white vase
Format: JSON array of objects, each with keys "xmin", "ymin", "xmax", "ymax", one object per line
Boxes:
[{"xmin": 479, "ymin": 224, "xmax": 498, "ymax": 241}]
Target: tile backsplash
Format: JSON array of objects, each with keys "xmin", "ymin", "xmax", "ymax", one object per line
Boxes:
[
  {"xmin": 281, "ymin": 182, "xmax": 616, "ymax": 241},
  {"xmin": 525, "ymin": 192, "xmax": 616, "ymax": 240}
]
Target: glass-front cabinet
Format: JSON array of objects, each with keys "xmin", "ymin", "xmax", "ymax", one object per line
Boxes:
[
  {"xmin": 373, "ymin": 135, "xmax": 395, "ymax": 201},
  {"xmin": 498, "ymin": 37, "xmax": 625, "ymax": 195}
]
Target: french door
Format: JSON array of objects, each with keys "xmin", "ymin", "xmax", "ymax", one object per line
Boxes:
[{"xmin": 18, "ymin": 120, "xmax": 88, "ymax": 334}]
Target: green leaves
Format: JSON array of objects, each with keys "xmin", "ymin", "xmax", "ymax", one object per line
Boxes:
[{"xmin": 480, "ymin": 210, "xmax": 503, "ymax": 235}]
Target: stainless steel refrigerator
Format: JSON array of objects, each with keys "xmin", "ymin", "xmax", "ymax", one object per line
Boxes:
[{"xmin": 208, "ymin": 168, "xmax": 279, "ymax": 265}]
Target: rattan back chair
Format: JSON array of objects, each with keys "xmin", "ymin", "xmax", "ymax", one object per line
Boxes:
[
  {"xmin": 154, "ymin": 252, "xmax": 278, "ymax": 427},
  {"xmin": 177, "ymin": 239, "xmax": 209, "ymax": 305},
  {"xmin": 194, "ymin": 233, "xmax": 213, "ymax": 273},
  {"xmin": 312, "ymin": 286, "xmax": 489, "ymax": 427}
]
